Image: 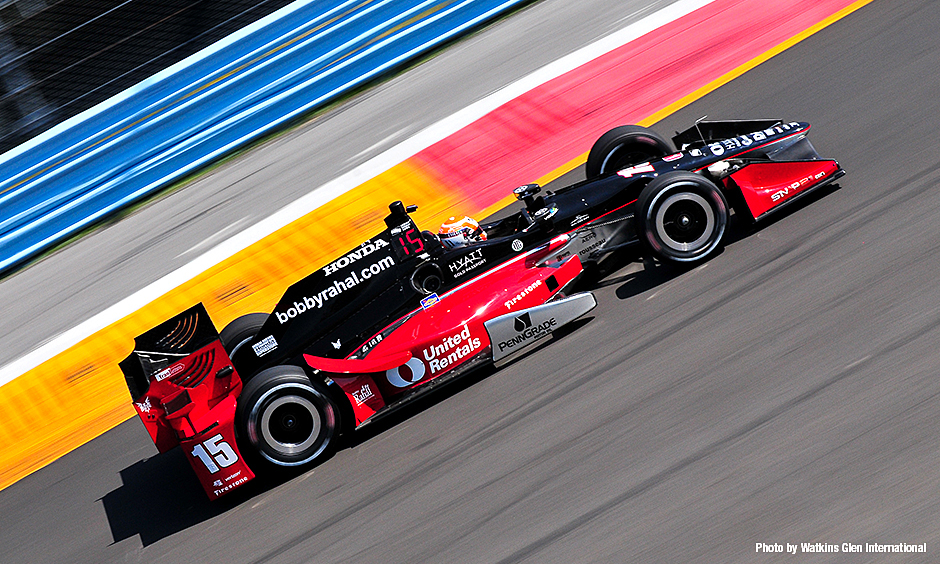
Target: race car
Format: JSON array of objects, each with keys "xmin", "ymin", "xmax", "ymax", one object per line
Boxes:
[{"xmin": 119, "ymin": 119, "xmax": 843, "ymax": 499}]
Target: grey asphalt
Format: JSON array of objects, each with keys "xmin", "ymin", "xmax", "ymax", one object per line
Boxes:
[{"xmin": 5, "ymin": 0, "xmax": 940, "ymax": 563}]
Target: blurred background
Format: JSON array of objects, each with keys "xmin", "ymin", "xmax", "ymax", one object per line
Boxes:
[{"xmin": 0, "ymin": 0, "xmax": 294, "ymax": 154}]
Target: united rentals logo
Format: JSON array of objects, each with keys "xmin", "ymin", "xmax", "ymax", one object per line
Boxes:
[{"xmin": 385, "ymin": 325, "xmax": 482, "ymax": 388}]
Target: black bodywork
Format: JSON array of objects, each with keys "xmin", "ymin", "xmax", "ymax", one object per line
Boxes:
[{"xmin": 221, "ymin": 119, "xmax": 841, "ymax": 381}]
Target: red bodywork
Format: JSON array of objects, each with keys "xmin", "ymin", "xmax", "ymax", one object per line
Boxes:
[
  {"xmin": 308, "ymin": 236, "xmax": 584, "ymax": 426},
  {"xmin": 131, "ymin": 339, "xmax": 255, "ymax": 500},
  {"xmin": 727, "ymin": 160, "xmax": 841, "ymax": 220},
  {"xmin": 129, "ymin": 236, "xmax": 586, "ymax": 497}
]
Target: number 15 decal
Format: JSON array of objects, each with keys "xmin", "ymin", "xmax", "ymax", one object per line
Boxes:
[
  {"xmin": 191, "ymin": 434, "xmax": 238, "ymax": 473},
  {"xmin": 398, "ymin": 228, "xmax": 424, "ymax": 255}
]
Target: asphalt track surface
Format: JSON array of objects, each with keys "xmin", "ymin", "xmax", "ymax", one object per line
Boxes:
[{"xmin": 3, "ymin": 0, "xmax": 940, "ymax": 562}]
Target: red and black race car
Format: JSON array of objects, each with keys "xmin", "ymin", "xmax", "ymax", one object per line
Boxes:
[{"xmin": 119, "ymin": 119, "xmax": 843, "ymax": 499}]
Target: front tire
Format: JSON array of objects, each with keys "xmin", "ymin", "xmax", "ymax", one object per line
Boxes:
[
  {"xmin": 236, "ymin": 365, "xmax": 339, "ymax": 468},
  {"xmin": 635, "ymin": 171, "xmax": 728, "ymax": 264},
  {"xmin": 586, "ymin": 125, "xmax": 674, "ymax": 179}
]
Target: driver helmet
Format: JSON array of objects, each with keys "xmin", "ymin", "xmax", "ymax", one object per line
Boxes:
[{"xmin": 438, "ymin": 216, "xmax": 487, "ymax": 249}]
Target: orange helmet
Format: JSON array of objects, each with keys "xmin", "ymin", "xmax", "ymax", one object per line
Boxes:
[{"xmin": 438, "ymin": 216, "xmax": 486, "ymax": 249}]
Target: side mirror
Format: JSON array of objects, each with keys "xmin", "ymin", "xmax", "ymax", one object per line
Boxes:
[
  {"xmin": 513, "ymin": 183, "xmax": 543, "ymax": 212},
  {"xmin": 533, "ymin": 205, "xmax": 558, "ymax": 233}
]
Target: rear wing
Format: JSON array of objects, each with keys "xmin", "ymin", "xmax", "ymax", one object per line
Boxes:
[{"xmin": 119, "ymin": 303, "xmax": 255, "ymax": 500}]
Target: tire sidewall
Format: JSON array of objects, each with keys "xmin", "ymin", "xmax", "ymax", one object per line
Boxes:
[
  {"xmin": 236, "ymin": 366, "xmax": 338, "ymax": 468},
  {"xmin": 637, "ymin": 172, "xmax": 728, "ymax": 264},
  {"xmin": 220, "ymin": 312, "xmax": 268, "ymax": 359},
  {"xmin": 586, "ymin": 125, "xmax": 674, "ymax": 179}
]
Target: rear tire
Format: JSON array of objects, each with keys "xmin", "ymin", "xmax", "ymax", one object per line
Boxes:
[
  {"xmin": 635, "ymin": 171, "xmax": 728, "ymax": 264},
  {"xmin": 236, "ymin": 365, "xmax": 339, "ymax": 468},
  {"xmin": 220, "ymin": 313, "xmax": 268, "ymax": 357},
  {"xmin": 586, "ymin": 125, "xmax": 673, "ymax": 179},
  {"xmin": 220, "ymin": 313, "xmax": 267, "ymax": 375}
]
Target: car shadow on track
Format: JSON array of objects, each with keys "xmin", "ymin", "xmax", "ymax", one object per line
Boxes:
[
  {"xmin": 601, "ymin": 182, "xmax": 843, "ymax": 301},
  {"xmin": 99, "ymin": 315, "xmax": 597, "ymax": 547},
  {"xmin": 100, "ymin": 445, "xmax": 299, "ymax": 546}
]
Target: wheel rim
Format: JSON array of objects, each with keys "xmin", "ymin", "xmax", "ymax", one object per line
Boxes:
[
  {"xmin": 261, "ymin": 395, "xmax": 320, "ymax": 455},
  {"xmin": 654, "ymin": 192, "xmax": 715, "ymax": 253},
  {"xmin": 249, "ymin": 382, "xmax": 334, "ymax": 465}
]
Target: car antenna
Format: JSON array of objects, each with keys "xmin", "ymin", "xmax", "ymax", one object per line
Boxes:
[{"xmin": 694, "ymin": 115, "xmax": 708, "ymax": 145}]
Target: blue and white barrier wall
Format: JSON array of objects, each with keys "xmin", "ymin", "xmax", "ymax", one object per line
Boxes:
[{"xmin": 0, "ymin": 0, "xmax": 528, "ymax": 274}]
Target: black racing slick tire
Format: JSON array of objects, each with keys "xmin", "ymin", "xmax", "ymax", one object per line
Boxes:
[
  {"xmin": 635, "ymin": 171, "xmax": 728, "ymax": 265},
  {"xmin": 220, "ymin": 313, "xmax": 268, "ymax": 357},
  {"xmin": 236, "ymin": 365, "xmax": 339, "ymax": 468},
  {"xmin": 585, "ymin": 125, "xmax": 674, "ymax": 180}
]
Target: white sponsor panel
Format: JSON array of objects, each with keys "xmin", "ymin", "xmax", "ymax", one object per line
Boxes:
[
  {"xmin": 154, "ymin": 362, "xmax": 185, "ymax": 382},
  {"xmin": 252, "ymin": 335, "xmax": 278, "ymax": 357},
  {"xmin": 485, "ymin": 293, "xmax": 597, "ymax": 362}
]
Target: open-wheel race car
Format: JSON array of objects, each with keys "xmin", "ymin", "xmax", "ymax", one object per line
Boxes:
[{"xmin": 119, "ymin": 119, "xmax": 843, "ymax": 499}]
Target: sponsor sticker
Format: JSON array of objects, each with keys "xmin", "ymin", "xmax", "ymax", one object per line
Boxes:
[
  {"xmin": 512, "ymin": 239, "xmax": 524, "ymax": 252},
  {"xmin": 421, "ymin": 293, "xmax": 441, "ymax": 310},
  {"xmin": 570, "ymin": 214, "xmax": 590, "ymax": 227},
  {"xmin": 135, "ymin": 397, "xmax": 152, "ymax": 413},
  {"xmin": 448, "ymin": 248, "xmax": 486, "ymax": 278},
  {"xmin": 252, "ymin": 335, "xmax": 278, "ymax": 357},
  {"xmin": 385, "ymin": 325, "xmax": 484, "ymax": 387},
  {"xmin": 154, "ymin": 362, "xmax": 185, "ymax": 382},
  {"xmin": 504, "ymin": 279, "xmax": 542, "ymax": 310},
  {"xmin": 323, "ymin": 239, "xmax": 389, "ymax": 275},
  {"xmin": 707, "ymin": 122, "xmax": 801, "ymax": 156},
  {"xmin": 352, "ymin": 384, "xmax": 374, "ymax": 405},
  {"xmin": 359, "ymin": 334, "xmax": 383, "ymax": 356},
  {"xmin": 771, "ymin": 170, "xmax": 827, "ymax": 201},
  {"xmin": 421, "ymin": 324, "xmax": 483, "ymax": 375},
  {"xmin": 496, "ymin": 314, "xmax": 558, "ymax": 353},
  {"xmin": 485, "ymin": 293, "xmax": 597, "ymax": 362},
  {"xmin": 386, "ymin": 357, "xmax": 427, "ymax": 388},
  {"xmin": 618, "ymin": 163, "xmax": 655, "ymax": 178},
  {"xmin": 275, "ymin": 255, "xmax": 396, "ymax": 324}
]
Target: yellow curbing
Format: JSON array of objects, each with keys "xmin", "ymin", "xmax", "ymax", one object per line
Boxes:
[{"xmin": 0, "ymin": 0, "xmax": 878, "ymax": 492}]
